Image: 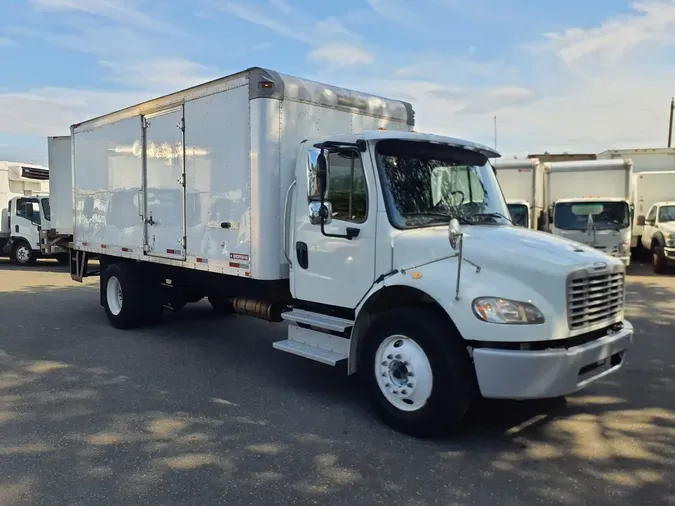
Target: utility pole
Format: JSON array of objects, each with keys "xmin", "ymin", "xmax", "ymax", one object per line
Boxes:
[{"xmin": 669, "ymin": 97, "xmax": 674, "ymax": 148}]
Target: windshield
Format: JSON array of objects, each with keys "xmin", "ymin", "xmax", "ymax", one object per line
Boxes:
[
  {"xmin": 374, "ymin": 139, "xmax": 510, "ymax": 229},
  {"xmin": 41, "ymin": 198, "xmax": 51, "ymax": 221},
  {"xmin": 507, "ymin": 203, "xmax": 529, "ymax": 227},
  {"xmin": 658, "ymin": 205, "xmax": 675, "ymax": 223},
  {"xmin": 554, "ymin": 201, "xmax": 630, "ymax": 231}
]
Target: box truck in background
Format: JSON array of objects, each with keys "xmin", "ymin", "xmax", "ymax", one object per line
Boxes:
[
  {"xmin": 0, "ymin": 160, "xmax": 66, "ymax": 266},
  {"xmin": 42, "ymin": 67, "xmax": 634, "ymax": 437},
  {"xmin": 544, "ymin": 159, "xmax": 633, "ymax": 266},
  {"xmin": 493, "ymin": 158, "xmax": 544, "ymax": 229}
]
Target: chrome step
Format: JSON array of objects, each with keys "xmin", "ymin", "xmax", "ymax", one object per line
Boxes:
[
  {"xmin": 281, "ymin": 309, "xmax": 354, "ymax": 332},
  {"xmin": 273, "ymin": 339, "xmax": 348, "ymax": 366}
]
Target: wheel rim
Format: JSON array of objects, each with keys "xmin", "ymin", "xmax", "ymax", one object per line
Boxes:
[
  {"xmin": 374, "ymin": 334, "xmax": 433, "ymax": 412},
  {"xmin": 106, "ymin": 276, "xmax": 123, "ymax": 316},
  {"xmin": 653, "ymin": 251, "xmax": 658, "ymax": 265},
  {"xmin": 16, "ymin": 245, "xmax": 30, "ymax": 263}
]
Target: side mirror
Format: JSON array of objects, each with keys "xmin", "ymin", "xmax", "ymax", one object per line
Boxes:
[
  {"xmin": 316, "ymin": 150, "xmax": 328, "ymax": 200},
  {"xmin": 636, "ymin": 215, "xmax": 646, "ymax": 226},
  {"xmin": 309, "ymin": 201, "xmax": 332, "ymax": 225},
  {"xmin": 448, "ymin": 218, "xmax": 461, "ymax": 250}
]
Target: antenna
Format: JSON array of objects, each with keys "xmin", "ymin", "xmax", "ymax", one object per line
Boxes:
[{"xmin": 493, "ymin": 115, "xmax": 497, "ymax": 150}]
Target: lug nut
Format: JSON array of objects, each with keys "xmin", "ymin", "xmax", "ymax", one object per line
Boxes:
[
  {"xmin": 387, "ymin": 354, "xmax": 393, "ymax": 360},
  {"xmin": 408, "ymin": 372, "xmax": 414, "ymax": 377},
  {"xmin": 381, "ymin": 373, "xmax": 387, "ymax": 377},
  {"xmin": 393, "ymin": 390, "xmax": 399, "ymax": 395},
  {"xmin": 385, "ymin": 383, "xmax": 391, "ymax": 388},
  {"xmin": 381, "ymin": 361, "xmax": 388, "ymax": 366},
  {"xmin": 401, "ymin": 390, "xmax": 407, "ymax": 395},
  {"xmin": 395, "ymin": 354, "xmax": 402, "ymax": 360},
  {"xmin": 407, "ymin": 383, "xmax": 413, "ymax": 388}
]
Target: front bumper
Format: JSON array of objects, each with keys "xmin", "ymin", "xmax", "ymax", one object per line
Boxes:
[
  {"xmin": 616, "ymin": 254, "xmax": 630, "ymax": 267},
  {"xmin": 665, "ymin": 247, "xmax": 675, "ymax": 262},
  {"xmin": 472, "ymin": 320, "xmax": 634, "ymax": 399}
]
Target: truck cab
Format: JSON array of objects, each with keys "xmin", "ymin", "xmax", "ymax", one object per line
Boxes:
[
  {"xmin": 1, "ymin": 194, "xmax": 63, "ymax": 265},
  {"xmin": 548, "ymin": 197, "xmax": 632, "ymax": 266},
  {"xmin": 637, "ymin": 200, "xmax": 675, "ymax": 273},
  {"xmin": 505, "ymin": 199, "xmax": 531, "ymax": 228}
]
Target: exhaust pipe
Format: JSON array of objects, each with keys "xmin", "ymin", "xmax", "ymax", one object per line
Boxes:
[{"xmin": 230, "ymin": 297, "xmax": 283, "ymax": 322}]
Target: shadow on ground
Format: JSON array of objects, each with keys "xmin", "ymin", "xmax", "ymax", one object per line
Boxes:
[{"xmin": 0, "ymin": 265, "xmax": 672, "ymax": 505}]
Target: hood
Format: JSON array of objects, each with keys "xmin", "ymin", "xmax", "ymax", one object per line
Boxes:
[
  {"xmin": 555, "ymin": 228, "xmax": 629, "ymax": 253},
  {"xmin": 659, "ymin": 222, "xmax": 675, "ymax": 235},
  {"xmin": 392, "ymin": 225, "xmax": 621, "ymax": 275}
]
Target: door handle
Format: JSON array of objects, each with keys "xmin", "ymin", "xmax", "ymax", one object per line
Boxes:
[
  {"xmin": 296, "ymin": 241, "xmax": 308, "ymax": 269},
  {"xmin": 15, "ymin": 225, "xmax": 19, "ymax": 233}
]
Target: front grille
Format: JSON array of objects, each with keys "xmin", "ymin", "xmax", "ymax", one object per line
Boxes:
[{"xmin": 567, "ymin": 270, "xmax": 625, "ymax": 330}]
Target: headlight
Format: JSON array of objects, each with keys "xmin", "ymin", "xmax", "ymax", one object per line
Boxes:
[
  {"xmin": 472, "ymin": 297, "xmax": 545, "ymax": 324},
  {"xmin": 619, "ymin": 240, "xmax": 630, "ymax": 253},
  {"xmin": 667, "ymin": 234, "xmax": 675, "ymax": 247}
]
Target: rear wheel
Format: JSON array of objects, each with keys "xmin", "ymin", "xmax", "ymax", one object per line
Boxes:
[
  {"xmin": 12, "ymin": 241, "xmax": 37, "ymax": 266},
  {"xmin": 101, "ymin": 262, "xmax": 163, "ymax": 329},
  {"xmin": 360, "ymin": 307, "xmax": 477, "ymax": 438}
]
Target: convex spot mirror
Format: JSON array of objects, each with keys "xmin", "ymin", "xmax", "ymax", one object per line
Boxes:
[{"xmin": 448, "ymin": 218, "xmax": 461, "ymax": 250}]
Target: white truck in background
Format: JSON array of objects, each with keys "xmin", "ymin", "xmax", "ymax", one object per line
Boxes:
[
  {"xmin": 598, "ymin": 147, "xmax": 675, "ymax": 172},
  {"xmin": 631, "ymin": 171, "xmax": 675, "ymax": 273},
  {"xmin": 42, "ymin": 67, "xmax": 634, "ymax": 437},
  {"xmin": 0, "ymin": 160, "xmax": 66, "ymax": 266},
  {"xmin": 493, "ymin": 158, "xmax": 544, "ymax": 229},
  {"xmin": 544, "ymin": 159, "xmax": 633, "ymax": 267}
]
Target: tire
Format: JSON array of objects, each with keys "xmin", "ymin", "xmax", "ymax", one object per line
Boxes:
[
  {"xmin": 652, "ymin": 245, "xmax": 668, "ymax": 274},
  {"xmin": 359, "ymin": 307, "xmax": 477, "ymax": 438},
  {"xmin": 12, "ymin": 241, "xmax": 37, "ymax": 266},
  {"xmin": 101, "ymin": 262, "xmax": 162, "ymax": 329}
]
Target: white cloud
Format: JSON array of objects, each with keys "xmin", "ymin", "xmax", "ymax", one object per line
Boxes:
[
  {"xmin": 0, "ymin": 87, "xmax": 149, "ymax": 138},
  {"xmin": 0, "ymin": 37, "xmax": 18, "ymax": 48},
  {"xmin": 28, "ymin": 0, "xmax": 174, "ymax": 33},
  {"xmin": 212, "ymin": 0, "xmax": 373, "ymax": 66},
  {"xmin": 99, "ymin": 58, "xmax": 221, "ymax": 91},
  {"xmin": 537, "ymin": 0, "xmax": 675, "ymax": 72},
  {"xmin": 308, "ymin": 43, "xmax": 374, "ymax": 66}
]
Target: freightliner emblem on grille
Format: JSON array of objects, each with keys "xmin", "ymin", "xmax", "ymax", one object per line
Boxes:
[{"xmin": 593, "ymin": 262, "xmax": 608, "ymax": 270}]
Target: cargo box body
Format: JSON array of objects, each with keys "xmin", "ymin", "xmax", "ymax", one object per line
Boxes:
[
  {"xmin": 47, "ymin": 136, "xmax": 73, "ymax": 236},
  {"xmin": 71, "ymin": 68, "xmax": 413, "ymax": 281}
]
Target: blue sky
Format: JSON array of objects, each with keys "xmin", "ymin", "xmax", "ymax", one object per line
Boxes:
[{"xmin": 1, "ymin": 0, "xmax": 675, "ymax": 164}]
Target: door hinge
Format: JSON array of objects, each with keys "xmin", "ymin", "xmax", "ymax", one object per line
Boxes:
[
  {"xmin": 177, "ymin": 118, "xmax": 185, "ymax": 132},
  {"xmin": 177, "ymin": 174, "xmax": 185, "ymax": 186},
  {"xmin": 179, "ymin": 237, "xmax": 186, "ymax": 247},
  {"xmin": 142, "ymin": 117, "xmax": 150, "ymax": 129}
]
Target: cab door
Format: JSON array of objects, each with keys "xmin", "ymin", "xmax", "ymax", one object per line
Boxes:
[
  {"xmin": 641, "ymin": 204, "xmax": 658, "ymax": 249},
  {"xmin": 291, "ymin": 145, "xmax": 377, "ymax": 309}
]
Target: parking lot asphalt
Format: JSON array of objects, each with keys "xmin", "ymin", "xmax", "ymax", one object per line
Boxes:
[{"xmin": 0, "ymin": 258, "xmax": 673, "ymax": 506}]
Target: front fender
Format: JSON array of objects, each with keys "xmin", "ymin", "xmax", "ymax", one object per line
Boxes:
[{"xmin": 348, "ymin": 258, "xmax": 563, "ymax": 374}]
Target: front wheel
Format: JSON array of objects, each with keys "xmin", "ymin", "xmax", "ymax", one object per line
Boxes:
[
  {"xmin": 653, "ymin": 245, "xmax": 668, "ymax": 274},
  {"xmin": 12, "ymin": 241, "xmax": 37, "ymax": 266},
  {"xmin": 359, "ymin": 307, "xmax": 477, "ymax": 438}
]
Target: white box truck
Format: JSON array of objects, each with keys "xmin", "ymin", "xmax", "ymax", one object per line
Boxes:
[
  {"xmin": 493, "ymin": 158, "xmax": 544, "ymax": 229},
  {"xmin": 598, "ymin": 147, "xmax": 675, "ymax": 173},
  {"xmin": 544, "ymin": 159, "xmax": 633, "ymax": 266},
  {"xmin": 1, "ymin": 160, "xmax": 67, "ymax": 265},
  {"xmin": 44, "ymin": 67, "xmax": 634, "ymax": 437},
  {"xmin": 630, "ymin": 171, "xmax": 675, "ymax": 272}
]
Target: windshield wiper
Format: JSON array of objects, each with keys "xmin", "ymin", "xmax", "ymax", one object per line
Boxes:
[
  {"xmin": 472, "ymin": 212, "xmax": 513, "ymax": 225},
  {"xmin": 405, "ymin": 212, "xmax": 473, "ymax": 225}
]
